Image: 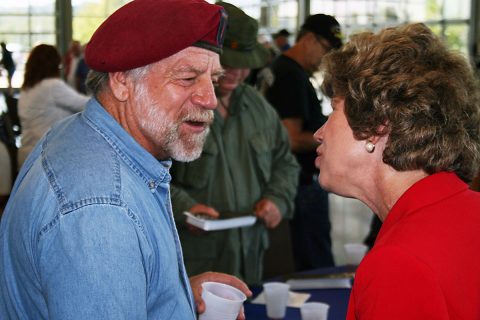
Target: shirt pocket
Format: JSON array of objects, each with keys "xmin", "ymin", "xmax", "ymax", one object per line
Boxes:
[
  {"xmin": 249, "ymin": 133, "xmax": 273, "ymax": 184},
  {"xmin": 178, "ymin": 137, "xmax": 218, "ymax": 189}
]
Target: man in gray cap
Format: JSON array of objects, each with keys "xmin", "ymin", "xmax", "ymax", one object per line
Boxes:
[
  {"xmin": 266, "ymin": 14, "xmax": 343, "ymax": 271},
  {"xmin": 170, "ymin": 2, "xmax": 299, "ymax": 286},
  {"xmin": 0, "ymin": 1, "xmax": 250, "ymax": 319}
]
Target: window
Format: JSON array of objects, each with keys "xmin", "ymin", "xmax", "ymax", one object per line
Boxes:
[
  {"xmin": 310, "ymin": 0, "xmax": 472, "ymax": 55},
  {"xmin": 72, "ymin": 0, "xmax": 130, "ymax": 44},
  {"xmin": 0, "ymin": 0, "xmax": 476, "ymax": 89},
  {"xmin": 0, "ymin": 0, "xmax": 55, "ymax": 88}
]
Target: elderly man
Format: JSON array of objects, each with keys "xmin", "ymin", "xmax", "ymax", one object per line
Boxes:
[
  {"xmin": 266, "ymin": 14, "xmax": 343, "ymax": 271},
  {"xmin": 0, "ymin": 1, "xmax": 251, "ymax": 319}
]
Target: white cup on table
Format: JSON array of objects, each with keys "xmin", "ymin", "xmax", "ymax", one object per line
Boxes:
[
  {"xmin": 199, "ymin": 281, "xmax": 247, "ymax": 320},
  {"xmin": 300, "ymin": 302, "xmax": 330, "ymax": 320},
  {"xmin": 263, "ymin": 282, "xmax": 290, "ymax": 319}
]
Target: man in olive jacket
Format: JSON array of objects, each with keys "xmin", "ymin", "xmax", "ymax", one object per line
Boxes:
[{"xmin": 170, "ymin": 2, "xmax": 299, "ymax": 285}]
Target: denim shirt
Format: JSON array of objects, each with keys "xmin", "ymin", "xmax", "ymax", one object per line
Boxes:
[{"xmin": 0, "ymin": 99, "xmax": 196, "ymax": 320}]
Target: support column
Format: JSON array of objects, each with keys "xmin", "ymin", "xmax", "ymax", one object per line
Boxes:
[
  {"xmin": 470, "ymin": 0, "xmax": 479, "ymax": 67},
  {"xmin": 298, "ymin": 0, "xmax": 310, "ymax": 27},
  {"xmin": 56, "ymin": 0, "xmax": 72, "ymax": 59}
]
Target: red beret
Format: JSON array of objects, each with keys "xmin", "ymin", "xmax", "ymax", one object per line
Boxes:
[{"xmin": 85, "ymin": 0, "xmax": 227, "ymax": 72}]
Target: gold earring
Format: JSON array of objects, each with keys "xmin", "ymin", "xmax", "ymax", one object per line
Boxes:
[{"xmin": 365, "ymin": 142, "xmax": 375, "ymax": 153}]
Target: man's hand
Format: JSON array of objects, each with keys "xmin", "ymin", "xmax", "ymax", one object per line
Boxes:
[
  {"xmin": 255, "ymin": 199, "xmax": 282, "ymax": 229},
  {"xmin": 186, "ymin": 204, "xmax": 220, "ymax": 234},
  {"xmin": 190, "ymin": 272, "xmax": 252, "ymax": 320}
]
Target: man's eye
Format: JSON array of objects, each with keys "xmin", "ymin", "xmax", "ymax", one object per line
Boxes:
[{"xmin": 178, "ymin": 77, "xmax": 196, "ymax": 86}]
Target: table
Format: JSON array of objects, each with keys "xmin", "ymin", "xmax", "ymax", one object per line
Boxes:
[{"xmin": 244, "ymin": 266, "xmax": 354, "ymax": 320}]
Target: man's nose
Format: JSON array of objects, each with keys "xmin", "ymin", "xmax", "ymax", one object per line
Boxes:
[{"xmin": 191, "ymin": 79, "xmax": 217, "ymax": 110}]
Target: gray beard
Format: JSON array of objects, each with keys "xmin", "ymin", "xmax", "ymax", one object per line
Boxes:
[
  {"xmin": 164, "ymin": 123, "xmax": 210, "ymax": 162},
  {"xmin": 133, "ymin": 77, "xmax": 212, "ymax": 162}
]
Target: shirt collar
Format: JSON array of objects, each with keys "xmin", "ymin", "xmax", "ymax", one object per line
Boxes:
[
  {"xmin": 376, "ymin": 172, "xmax": 468, "ymax": 243},
  {"xmin": 82, "ymin": 98, "xmax": 171, "ymax": 190},
  {"xmin": 216, "ymin": 84, "xmax": 249, "ymax": 118}
]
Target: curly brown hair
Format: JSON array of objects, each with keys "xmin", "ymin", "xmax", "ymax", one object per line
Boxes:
[
  {"xmin": 22, "ymin": 44, "xmax": 61, "ymax": 90},
  {"xmin": 321, "ymin": 23, "xmax": 480, "ymax": 182}
]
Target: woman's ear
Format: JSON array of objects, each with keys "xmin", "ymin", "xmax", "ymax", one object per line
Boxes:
[
  {"xmin": 108, "ymin": 71, "xmax": 129, "ymax": 102},
  {"xmin": 368, "ymin": 135, "xmax": 382, "ymax": 146},
  {"xmin": 370, "ymin": 124, "xmax": 389, "ymax": 144}
]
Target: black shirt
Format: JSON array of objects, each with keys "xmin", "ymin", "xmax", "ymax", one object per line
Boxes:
[{"xmin": 266, "ymin": 55, "xmax": 327, "ymax": 184}]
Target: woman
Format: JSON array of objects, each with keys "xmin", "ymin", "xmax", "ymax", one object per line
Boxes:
[
  {"xmin": 18, "ymin": 44, "xmax": 89, "ymax": 166},
  {"xmin": 315, "ymin": 23, "xmax": 480, "ymax": 319}
]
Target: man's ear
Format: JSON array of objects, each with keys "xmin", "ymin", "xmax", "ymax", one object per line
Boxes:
[
  {"xmin": 305, "ymin": 31, "xmax": 318, "ymax": 45},
  {"xmin": 108, "ymin": 71, "xmax": 129, "ymax": 102}
]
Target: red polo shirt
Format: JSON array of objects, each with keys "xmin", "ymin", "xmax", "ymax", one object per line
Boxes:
[{"xmin": 347, "ymin": 172, "xmax": 480, "ymax": 319}]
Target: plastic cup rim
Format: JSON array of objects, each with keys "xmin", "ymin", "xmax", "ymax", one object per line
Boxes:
[
  {"xmin": 301, "ymin": 301, "xmax": 330, "ymax": 309},
  {"xmin": 263, "ymin": 281, "xmax": 290, "ymax": 289},
  {"xmin": 201, "ymin": 281, "xmax": 247, "ymax": 303}
]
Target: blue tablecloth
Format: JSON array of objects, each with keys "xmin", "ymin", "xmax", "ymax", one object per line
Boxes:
[{"xmin": 244, "ymin": 266, "xmax": 354, "ymax": 320}]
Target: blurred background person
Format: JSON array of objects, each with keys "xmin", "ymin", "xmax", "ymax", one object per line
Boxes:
[
  {"xmin": 74, "ymin": 45, "xmax": 90, "ymax": 95},
  {"xmin": 0, "ymin": 141, "xmax": 10, "ymax": 217},
  {"xmin": 63, "ymin": 40, "xmax": 82, "ymax": 88},
  {"xmin": 0, "ymin": 42, "xmax": 16, "ymax": 93},
  {"xmin": 17, "ymin": 44, "xmax": 88, "ymax": 167},
  {"xmin": 245, "ymin": 36, "xmax": 276, "ymax": 95},
  {"xmin": 315, "ymin": 23, "xmax": 480, "ymax": 319},
  {"xmin": 272, "ymin": 28, "xmax": 291, "ymax": 54},
  {"xmin": 266, "ymin": 14, "xmax": 343, "ymax": 271},
  {"xmin": 171, "ymin": 1, "xmax": 299, "ymax": 285}
]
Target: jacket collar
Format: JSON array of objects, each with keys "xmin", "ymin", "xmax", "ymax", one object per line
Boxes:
[{"xmin": 82, "ymin": 98, "xmax": 171, "ymax": 190}]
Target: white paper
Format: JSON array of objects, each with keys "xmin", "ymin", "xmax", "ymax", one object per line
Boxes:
[
  {"xmin": 183, "ymin": 212, "xmax": 257, "ymax": 231},
  {"xmin": 286, "ymin": 278, "xmax": 352, "ymax": 290},
  {"xmin": 251, "ymin": 291, "xmax": 311, "ymax": 308}
]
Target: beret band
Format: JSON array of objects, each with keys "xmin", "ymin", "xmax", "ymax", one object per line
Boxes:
[{"xmin": 85, "ymin": 0, "xmax": 227, "ymax": 72}]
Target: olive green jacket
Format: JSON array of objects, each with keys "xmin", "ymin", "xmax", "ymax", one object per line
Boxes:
[{"xmin": 170, "ymin": 84, "xmax": 299, "ymax": 285}]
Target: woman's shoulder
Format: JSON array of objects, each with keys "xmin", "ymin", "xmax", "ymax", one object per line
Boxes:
[
  {"xmin": 41, "ymin": 77, "xmax": 68, "ymax": 88},
  {"xmin": 24, "ymin": 78, "xmax": 68, "ymax": 93},
  {"xmin": 19, "ymin": 79, "xmax": 63, "ymax": 104}
]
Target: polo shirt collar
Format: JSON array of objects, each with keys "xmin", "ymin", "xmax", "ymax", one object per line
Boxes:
[{"xmin": 376, "ymin": 172, "xmax": 468, "ymax": 243}]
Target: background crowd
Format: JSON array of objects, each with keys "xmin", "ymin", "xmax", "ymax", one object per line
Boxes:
[{"xmin": 0, "ymin": 0, "xmax": 479, "ymax": 319}]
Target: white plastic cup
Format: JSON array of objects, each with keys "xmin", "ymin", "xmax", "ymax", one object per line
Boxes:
[
  {"xmin": 199, "ymin": 281, "xmax": 247, "ymax": 320},
  {"xmin": 344, "ymin": 243, "xmax": 368, "ymax": 265},
  {"xmin": 263, "ymin": 282, "xmax": 290, "ymax": 319},
  {"xmin": 300, "ymin": 302, "xmax": 330, "ymax": 320}
]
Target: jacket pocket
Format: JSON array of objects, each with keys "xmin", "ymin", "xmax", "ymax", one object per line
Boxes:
[{"xmin": 249, "ymin": 133, "xmax": 272, "ymax": 184}]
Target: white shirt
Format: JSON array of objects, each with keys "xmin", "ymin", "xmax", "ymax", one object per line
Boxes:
[{"xmin": 18, "ymin": 78, "xmax": 89, "ymax": 166}]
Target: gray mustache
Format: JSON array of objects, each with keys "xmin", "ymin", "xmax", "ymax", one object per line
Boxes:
[{"xmin": 183, "ymin": 110, "xmax": 214, "ymax": 124}]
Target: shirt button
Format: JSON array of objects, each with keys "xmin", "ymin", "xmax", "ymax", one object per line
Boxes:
[{"xmin": 148, "ymin": 181, "xmax": 155, "ymax": 189}]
